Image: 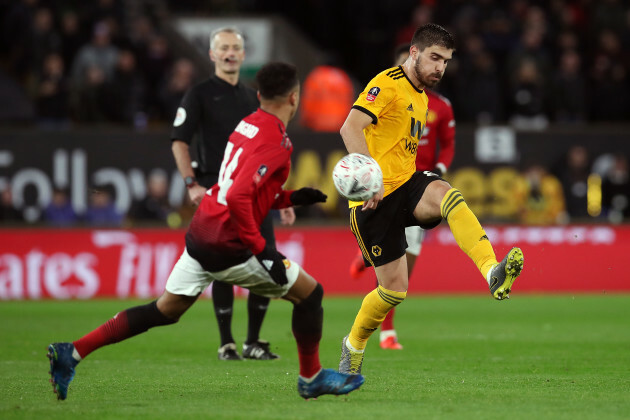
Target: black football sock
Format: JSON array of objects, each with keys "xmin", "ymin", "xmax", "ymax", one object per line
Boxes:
[
  {"xmin": 212, "ymin": 281, "xmax": 235, "ymax": 346},
  {"xmin": 245, "ymin": 292, "xmax": 270, "ymax": 344}
]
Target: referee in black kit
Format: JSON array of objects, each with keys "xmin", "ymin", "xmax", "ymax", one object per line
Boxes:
[{"xmin": 171, "ymin": 26, "xmax": 295, "ymax": 361}]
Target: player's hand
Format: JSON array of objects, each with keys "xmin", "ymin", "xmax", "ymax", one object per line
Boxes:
[
  {"xmin": 188, "ymin": 185, "xmax": 207, "ymax": 206},
  {"xmin": 255, "ymin": 246, "xmax": 288, "ymax": 285},
  {"xmin": 290, "ymin": 187, "xmax": 327, "ymax": 206},
  {"xmin": 362, "ymin": 183, "xmax": 384, "ymax": 211},
  {"xmin": 279, "ymin": 207, "xmax": 296, "ymax": 226}
]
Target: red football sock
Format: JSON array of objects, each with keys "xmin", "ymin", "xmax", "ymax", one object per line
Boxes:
[
  {"xmin": 292, "ymin": 284, "xmax": 324, "ymax": 378},
  {"xmin": 73, "ymin": 311, "xmax": 130, "ymax": 358},
  {"xmin": 72, "ymin": 301, "xmax": 176, "ymax": 359},
  {"xmin": 294, "ymin": 333, "xmax": 322, "ymax": 378}
]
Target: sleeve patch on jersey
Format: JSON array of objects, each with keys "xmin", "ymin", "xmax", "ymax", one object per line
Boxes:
[
  {"xmin": 366, "ymin": 87, "xmax": 381, "ymax": 102},
  {"xmin": 173, "ymin": 107, "xmax": 187, "ymax": 127},
  {"xmin": 253, "ymin": 164, "xmax": 268, "ymax": 184}
]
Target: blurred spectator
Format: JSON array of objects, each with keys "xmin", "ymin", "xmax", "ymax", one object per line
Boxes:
[
  {"xmin": 477, "ymin": 5, "xmax": 519, "ymax": 68},
  {"xmin": 300, "ymin": 65, "xmax": 354, "ymax": 132},
  {"xmin": 81, "ymin": 0, "xmax": 125, "ymax": 36},
  {"xmin": 601, "ymin": 153, "xmax": 630, "ymax": 223},
  {"xmin": 29, "ymin": 7, "xmax": 61, "ymax": 78},
  {"xmin": 72, "ymin": 65, "xmax": 110, "ymax": 122},
  {"xmin": 84, "ymin": 188, "xmax": 123, "ymax": 226},
  {"xmin": 43, "ymin": 188, "xmax": 77, "ymax": 226},
  {"xmin": 128, "ymin": 169, "xmax": 172, "ymax": 223},
  {"xmin": 0, "ymin": 184, "xmax": 23, "ymax": 223},
  {"xmin": 514, "ymin": 164, "xmax": 566, "ymax": 225},
  {"xmin": 0, "ymin": 68, "xmax": 35, "ymax": 122},
  {"xmin": 548, "ymin": 0, "xmax": 587, "ymax": 33},
  {"xmin": 104, "ymin": 49, "xmax": 146, "ymax": 125},
  {"xmin": 589, "ymin": 30, "xmax": 629, "ymax": 121},
  {"xmin": 552, "ymin": 145, "xmax": 591, "ymax": 220},
  {"xmin": 555, "ymin": 30, "xmax": 581, "ymax": 54},
  {"xmin": 2, "ymin": 0, "xmax": 37, "ymax": 82},
  {"xmin": 127, "ymin": 16, "xmax": 156, "ymax": 54},
  {"xmin": 158, "ymin": 58, "xmax": 196, "ymax": 121},
  {"xmin": 35, "ymin": 53, "xmax": 71, "ymax": 128},
  {"xmin": 140, "ymin": 35, "xmax": 173, "ymax": 118},
  {"xmin": 506, "ymin": 26, "xmax": 552, "ymax": 82},
  {"xmin": 70, "ymin": 21, "xmax": 119, "ymax": 88},
  {"xmin": 394, "ymin": 4, "xmax": 433, "ymax": 48},
  {"xmin": 507, "ymin": 59, "xmax": 549, "ymax": 130},
  {"xmin": 59, "ymin": 10, "xmax": 84, "ymax": 71},
  {"xmin": 552, "ymin": 49, "xmax": 586, "ymax": 123},
  {"xmin": 592, "ymin": 0, "xmax": 627, "ymax": 36},
  {"xmin": 142, "ymin": 35, "xmax": 172, "ymax": 88},
  {"xmin": 456, "ymin": 49, "xmax": 501, "ymax": 123}
]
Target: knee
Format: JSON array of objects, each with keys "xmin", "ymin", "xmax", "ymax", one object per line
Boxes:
[
  {"xmin": 154, "ymin": 301, "xmax": 181, "ymax": 324},
  {"xmin": 297, "ymin": 283, "xmax": 323, "ymax": 311},
  {"xmin": 433, "ymin": 180, "xmax": 454, "ymax": 201}
]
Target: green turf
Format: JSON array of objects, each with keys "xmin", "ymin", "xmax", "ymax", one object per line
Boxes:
[{"xmin": 1, "ymin": 295, "xmax": 629, "ymax": 419}]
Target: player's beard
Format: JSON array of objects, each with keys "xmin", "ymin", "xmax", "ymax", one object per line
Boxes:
[{"xmin": 414, "ymin": 56, "xmax": 442, "ymax": 89}]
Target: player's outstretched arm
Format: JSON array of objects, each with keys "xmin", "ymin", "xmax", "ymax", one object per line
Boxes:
[{"xmin": 340, "ymin": 109, "xmax": 373, "ymax": 156}]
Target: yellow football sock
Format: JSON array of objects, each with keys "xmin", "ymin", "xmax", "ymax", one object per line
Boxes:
[
  {"xmin": 441, "ymin": 188, "xmax": 497, "ymax": 279},
  {"xmin": 348, "ymin": 285, "xmax": 406, "ymax": 351}
]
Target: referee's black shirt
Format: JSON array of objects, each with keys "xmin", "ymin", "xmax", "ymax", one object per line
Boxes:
[{"xmin": 171, "ymin": 74, "xmax": 258, "ymax": 187}]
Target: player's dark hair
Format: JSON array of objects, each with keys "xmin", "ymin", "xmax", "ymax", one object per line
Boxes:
[
  {"xmin": 394, "ymin": 43, "xmax": 410, "ymax": 62},
  {"xmin": 411, "ymin": 23, "xmax": 455, "ymax": 51},
  {"xmin": 256, "ymin": 62, "xmax": 299, "ymax": 100}
]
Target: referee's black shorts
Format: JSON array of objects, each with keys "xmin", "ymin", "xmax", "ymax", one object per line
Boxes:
[{"xmin": 350, "ymin": 171, "xmax": 443, "ymax": 268}]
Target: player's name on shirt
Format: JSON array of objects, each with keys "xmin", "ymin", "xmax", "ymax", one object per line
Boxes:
[{"xmin": 235, "ymin": 120, "xmax": 260, "ymax": 139}]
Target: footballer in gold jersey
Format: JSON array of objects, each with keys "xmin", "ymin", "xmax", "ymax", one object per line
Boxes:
[
  {"xmin": 348, "ymin": 66, "xmax": 430, "ymax": 205},
  {"xmin": 338, "ymin": 23, "xmax": 524, "ymax": 377}
]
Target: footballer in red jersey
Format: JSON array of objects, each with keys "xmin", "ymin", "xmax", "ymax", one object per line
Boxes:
[
  {"xmin": 349, "ymin": 44, "xmax": 456, "ymax": 351},
  {"xmin": 416, "ymin": 89, "xmax": 455, "ymax": 176},
  {"xmin": 47, "ymin": 62, "xmax": 364, "ymax": 402}
]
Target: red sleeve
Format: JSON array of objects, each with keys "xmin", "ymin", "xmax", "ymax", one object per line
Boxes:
[
  {"xmin": 225, "ymin": 143, "xmax": 290, "ymax": 255},
  {"xmin": 435, "ymin": 98, "xmax": 456, "ymax": 170},
  {"xmin": 272, "ymin": 190, "xmax": 294, "ymax": 209}
]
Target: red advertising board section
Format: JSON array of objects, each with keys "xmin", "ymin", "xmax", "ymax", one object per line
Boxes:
[{"xmin": 1, "ymin": 225, "xmax": 629, "ymax": 300}]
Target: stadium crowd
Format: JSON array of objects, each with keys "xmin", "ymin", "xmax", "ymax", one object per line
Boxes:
[
  {"xmin": 1, "ymin": 0, "xmax": 195, "ymax": 127},
  {"xmin": 1, "ymin": 0, "xmax": 629, "ymax": 126}
]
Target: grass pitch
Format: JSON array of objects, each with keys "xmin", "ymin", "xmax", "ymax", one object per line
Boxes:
[{"xmin": 1, "ymin": 295, "xmax": 629, "ymax": 419}]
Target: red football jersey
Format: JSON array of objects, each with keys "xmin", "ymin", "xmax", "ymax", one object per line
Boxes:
[
  {"xmin": 415, "ymin": 90, "xmax": 456, "ymax": 173},
  {"xmin": 186, "ymin": 109, "xmax": 294, "ymax": 256}
]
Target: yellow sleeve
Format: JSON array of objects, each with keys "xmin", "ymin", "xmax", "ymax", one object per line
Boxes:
[{"xmin": 352, "ymin": 70, "xmax": 397, "ymax": 124}]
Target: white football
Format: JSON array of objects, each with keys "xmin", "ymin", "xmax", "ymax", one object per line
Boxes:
[{"xmin": 332, "ymin": 153, "xmax": 383, "ymax": 201}]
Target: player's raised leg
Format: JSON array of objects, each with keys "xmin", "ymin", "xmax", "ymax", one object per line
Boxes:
[{"xmin": 422, "ymin": 183, "xmax": 524, "ymax": 299}]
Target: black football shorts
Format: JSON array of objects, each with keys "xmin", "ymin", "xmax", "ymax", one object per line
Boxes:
[{"xmin": 350, "ymin": 171, "xmax": 443, "ymax": 268}]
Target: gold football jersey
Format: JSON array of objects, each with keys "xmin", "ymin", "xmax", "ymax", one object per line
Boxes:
[{"xmin": 349, "ymin": 66, "xmax": 429, "ymax": 206}]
